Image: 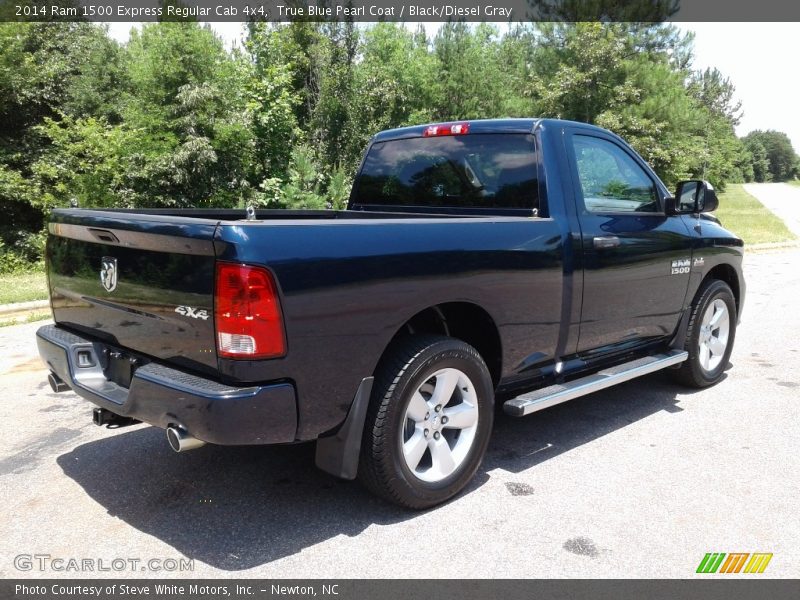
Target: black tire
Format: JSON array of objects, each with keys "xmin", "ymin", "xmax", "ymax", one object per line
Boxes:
[
  {"xmin": 673, "ymin": 279, "xmax": 737, "ymax": 388},
  {"xmin": 359, "ymin": 335, "xmax": 494, "ymax": 509}
]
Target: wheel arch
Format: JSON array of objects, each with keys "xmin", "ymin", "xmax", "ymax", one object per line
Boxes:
[
  {"xmin": 379, "ymin": 302, "xmax": 503, "ymax": 389},
  {"xmin": 703, "ymin": 263, "xmax": 741, "ymax": 315},
  {"xmin": 315, "ymin": 301, "xmax": 502, "ymax": 481}
]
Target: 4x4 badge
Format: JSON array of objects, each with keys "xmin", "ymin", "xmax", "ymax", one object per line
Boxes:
[
  {"xmin": 100, "ymin": 257, "xmax": 118, "ymax": 292},
  {"xmin": 175, "ymin": 305, "xmax": 209, "ymax": 320}
]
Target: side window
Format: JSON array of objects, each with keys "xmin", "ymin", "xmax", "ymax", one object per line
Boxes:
[{"xmin": 571, "ymin": 135, "xmax": 658, "ymax": 213}]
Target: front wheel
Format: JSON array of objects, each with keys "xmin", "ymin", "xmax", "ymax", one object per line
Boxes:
[
  {"xmin": 359, "ymin": 335, "xmax": 494, "ymax": 509},
  {"xmin": 673, "ymin": 279, "xmax": 737, "ymax": 388}
]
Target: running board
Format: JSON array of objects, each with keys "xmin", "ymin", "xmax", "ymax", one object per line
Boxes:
[{"xmin": 503, "ymin": 350, "xmax": 688, "ymax": 417}]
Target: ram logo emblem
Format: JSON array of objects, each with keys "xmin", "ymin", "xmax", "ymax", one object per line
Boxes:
[{"xmin": 100, "ymin": 257, "xmax": 118, "ymax": 292}]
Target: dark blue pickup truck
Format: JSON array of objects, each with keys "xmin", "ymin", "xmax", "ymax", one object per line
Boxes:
[{"xmin": 37, "ymin": 119, "xmax": 745, "ymax": 508}]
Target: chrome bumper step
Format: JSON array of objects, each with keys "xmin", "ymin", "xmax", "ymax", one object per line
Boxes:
[{"xmin": 503, "ymin": 350, "xmax": 689, "ymax": 417}]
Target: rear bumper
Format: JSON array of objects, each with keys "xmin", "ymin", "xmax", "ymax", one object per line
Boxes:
[{"xmin": 36, "ymin": 324, "xmax": 297, "ymax": 445}]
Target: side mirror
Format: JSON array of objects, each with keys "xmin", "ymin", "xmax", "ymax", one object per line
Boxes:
[
  {"xmin": 675, "ymin": 180, "xmax": 718, "ymax": 214},
  {"xmin": 700, "ymin": 182, "xmax": 719, "ymax": 212}
]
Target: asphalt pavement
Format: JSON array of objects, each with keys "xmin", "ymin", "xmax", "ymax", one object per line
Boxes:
[{"xmin": 0, "ymin": 248, "xmax": 798, "ymax": 579}]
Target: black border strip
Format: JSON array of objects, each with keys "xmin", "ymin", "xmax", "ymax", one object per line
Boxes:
[
  {"xmin": 4, "ymin": 579, "xmax": 800, "ymax": 600},
  {"xmin": 3, "ymin": 0, "xmax": 800, "ymax": 23}
]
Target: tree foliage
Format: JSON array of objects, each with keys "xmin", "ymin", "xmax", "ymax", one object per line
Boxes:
[
  {"xmin": 1, "ymin": 20, "xmax": 798, "ymax": 273},
  {"xmin": 743, "ymin": 130, "xmax": 799, "ymax": 182}
]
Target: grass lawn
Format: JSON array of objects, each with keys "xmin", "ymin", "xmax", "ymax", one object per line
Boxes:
[
  {"xmin": 788, "ymin": 180, "xmax": 800, "ymax": 188},
  {"xmin": 715, "ymin": 184, "xmax": 797, "ymax": 246},
  {"xmin": 0, "ymin": 271, "xmax": 48, "ymax": 305},
  {"xmin": 0, "ymin": 311, "xmax": 51, "ymax": 328}
]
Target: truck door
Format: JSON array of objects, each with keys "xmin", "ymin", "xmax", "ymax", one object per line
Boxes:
[{"xmin": 564, "ymin": 129, "xmax": 694, "ymax": 354}]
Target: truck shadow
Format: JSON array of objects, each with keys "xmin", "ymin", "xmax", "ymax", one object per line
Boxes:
[
  {"xmin": 484, "ymin": 370, "xmax": 714, "ymax": 473},
  {"xmin": 56, "ymin": 370, "xmax": 711, "ymax": 571}
]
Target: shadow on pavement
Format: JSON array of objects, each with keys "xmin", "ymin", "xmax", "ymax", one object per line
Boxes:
[
  {"xmin": 57, "ymin": 370, "xmax": 706, "ymax": 571},
  {"xmin": 485, "ymin": 370, "xmax": 713, "ymax": 473}
]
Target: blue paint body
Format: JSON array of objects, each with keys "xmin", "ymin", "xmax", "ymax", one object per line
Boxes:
[{"xmin": 42, "ymin": 119, "xmax": 744, "ymax": 443}]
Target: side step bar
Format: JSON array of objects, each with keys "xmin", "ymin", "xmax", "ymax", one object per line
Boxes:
[{"xmin": 504, "ymin": 350, "xmax": 688, "ymax": 417}]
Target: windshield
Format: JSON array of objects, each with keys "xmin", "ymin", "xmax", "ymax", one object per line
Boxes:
[{"xmin": 352, "ymin": 134, "xmax": 538, "ymax": 211}]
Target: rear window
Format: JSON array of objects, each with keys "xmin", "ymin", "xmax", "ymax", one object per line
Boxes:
[{"xmin": 351, "ymin": 134, "xmax": 538, "ymax": 211}]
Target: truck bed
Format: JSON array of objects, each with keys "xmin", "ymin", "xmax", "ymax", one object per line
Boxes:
[{"xmin": 45, "ymin": 207, "xmax": 564, "ymax": 440}]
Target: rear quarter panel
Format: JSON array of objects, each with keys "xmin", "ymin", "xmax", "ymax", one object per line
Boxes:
[{"xmin": 214, "ymin": 217, "xmax": 564, "ymax": 439}]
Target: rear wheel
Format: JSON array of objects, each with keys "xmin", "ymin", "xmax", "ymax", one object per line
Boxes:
[
  {"xmin": 673, "ymin": 279, "xmax": 737, "ymax": 388},
  {"xmin": 359, "ymin": 335, "xmax": 494, "ymax": 509}
]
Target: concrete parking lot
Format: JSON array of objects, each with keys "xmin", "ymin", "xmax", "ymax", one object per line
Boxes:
[{"xmin": 0, "ymin": 248, "xmax": 798, "ymax": 579}]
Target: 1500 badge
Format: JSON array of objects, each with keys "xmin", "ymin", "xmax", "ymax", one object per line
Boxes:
[
  {"xmin": 175, "ymin": 306, "xmax": 209, "ymax": 320},
  {"xmin": 671, "ymin": 259, "xmax": 691, "ymax": 275}
]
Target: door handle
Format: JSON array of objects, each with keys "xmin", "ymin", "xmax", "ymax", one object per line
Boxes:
[{"xmin": 593, "ymin": 236, "xmax": 621, "ymax": 249}]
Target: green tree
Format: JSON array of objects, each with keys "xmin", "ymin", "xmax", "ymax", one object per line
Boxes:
[
  {"xmin": 689, "ymin": 68, "xmax": 742, "ymax": 126},
  {"xmin": 114, "ymin": 22, "xmax": 251, "ymax": 207},
  {"xmin": 246, "ymin": 22, "xmax": 306, "ymax": 180},
  {"xmin": 433, "ymin": 23, "xmax": 509, "ymax": 120},
  {"xmin": 0, "ymin": 22, "xmax": 126, "ymax": 271},
  {"xmin": 0, "ymin": 19, "xmax": 776, "ymax": 272},
  {"xmin": 247, "ymin": 21, "xmax": 362, "ymax": 206},
  {"xmin": 280, "ymin": 145, "xmax": 328, "ymax": 210},
  {"xmin": 743, "ymin": 130, "xmax": 799, "ymax": 182},
  {"xmin": 352, "ymin": 24, "xmax": 438, "ymax": 147}
]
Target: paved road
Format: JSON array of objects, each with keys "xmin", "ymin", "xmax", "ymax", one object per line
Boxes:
[
  {"xmin": 744, "ymin": 182, "xmax": 800, "ymax": 238},
  {"xmin": 1, "ymin": 249, "xmax": 798, "ymax": 579}
]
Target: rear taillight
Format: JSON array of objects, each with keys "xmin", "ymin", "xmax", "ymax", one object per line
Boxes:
[
  {"xmin": 214, "ymin": 262, "xmax": 286, "ymax": 359},
  {"xmin": 422, "ymin": 122, "xmax": 470, "ymax": 137}
]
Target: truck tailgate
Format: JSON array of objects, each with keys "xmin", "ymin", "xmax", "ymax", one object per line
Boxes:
[{"xmin": 47, "ymin": 210, "xmax": 219, "ymax": 374}]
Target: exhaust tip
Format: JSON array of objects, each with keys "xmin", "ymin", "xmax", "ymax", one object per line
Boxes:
[
  {"xmin": 167, "ymin": 426, "xmax": 205, "ymax": 453},
  {"xmin": 48, "ymin": 372, "xmax": 70, "ymax": 393},
  {"xmin": 48, "ymin": 372, "xmax": 67, "ymax": 393}
]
